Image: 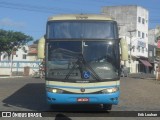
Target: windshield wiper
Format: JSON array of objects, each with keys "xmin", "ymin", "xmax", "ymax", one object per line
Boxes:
[
  {"xmin": 65, "ymin": 61, "xmax": 78, "ymax": 80},
  {"xmin": 65, "ymin": 54, "xmax": 101, "ymax": 81}
]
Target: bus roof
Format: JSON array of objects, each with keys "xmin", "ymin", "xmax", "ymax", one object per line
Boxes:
[{"xmin": 48, "ymin": 14, "xmax": 113, "ymax": 21}]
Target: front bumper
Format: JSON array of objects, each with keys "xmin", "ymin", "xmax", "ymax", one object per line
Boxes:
[{"xmin": 46, "ymin": 91, "xmax": 120, "ymax": 105}]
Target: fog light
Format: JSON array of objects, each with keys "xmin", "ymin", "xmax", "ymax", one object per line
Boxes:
[
  {"xmin": 46, "ymin": 87, "xmax": 63, "ymax": 93},
  {"xmin": 52, "ymin": 89, "xmax": 57, "ymax": 93},
  {"xmin": 102, "ymin": 87, "xmax": 119, "ymax": 94}
]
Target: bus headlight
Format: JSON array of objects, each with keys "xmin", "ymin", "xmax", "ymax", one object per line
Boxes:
[
  {"xmin": 46, "ymin": 87, "xmax": 63, "ymax": 93},
  {"xmin": 101, "ymin": 87, "xmax": 119, "ymax": 94}
]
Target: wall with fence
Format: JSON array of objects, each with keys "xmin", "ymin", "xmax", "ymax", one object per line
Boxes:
[{"xmin": 0, "ymin": 61, "xmax": 41, "ymax": 76}]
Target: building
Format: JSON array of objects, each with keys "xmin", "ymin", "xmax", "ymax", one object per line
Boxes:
[
  {"xmin": 27, "ymin": 44, "xmax": 38, "ymax": 61},
  {"xmin": 0, "ymin": 45, "xmax": 29, "ymax": 61},
  {"xmin": 148, "ymin": 29, "xmax": 158, "ymax": 74},
  {"xmin": 0, "ymin": 44, "xmax": 38, "ymax": 61},
  {"xmin": 154, "ymin": 26, "xmax": 160, "ymax": 72},
  {"xmin": 102, "ymin": 5, "xmax": 151, "ymax": 73},
  {"xmin": 0, "ymin": 44, "xmax": 40, "ymax": 76}
]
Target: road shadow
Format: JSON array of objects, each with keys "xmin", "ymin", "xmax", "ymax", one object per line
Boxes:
[
  {"xmin": 2, "ymin": 83, "xmax": 48, "ymax": 111},
  {"xmin": 2, "ymin": 83, "xmax": 111, "ymax": 114},
  {"xmin": 55, "ymin": 114, "xmax": 72, "ymax": 120},
  {"xmin": 49, "ymin": 104, "xmax": 106, "ymax": 112}
]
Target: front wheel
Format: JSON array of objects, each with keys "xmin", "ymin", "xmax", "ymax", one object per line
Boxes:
[{"xmin": 102, "ymin": 104, "xmax": 112, "ymax": 111}]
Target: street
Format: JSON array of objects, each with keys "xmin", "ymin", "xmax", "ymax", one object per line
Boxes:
[{"xmin": 0, "ymin": 76, "xmax": 160, "ymax": 119}]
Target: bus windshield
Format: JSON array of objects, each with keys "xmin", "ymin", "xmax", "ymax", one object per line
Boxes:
[
  {"xmin": 46, "ymin": 41, "xmax": 120, "ymax": 82},
  {"xmin": 47, "ymin": 21, "xmax": 118, "ymax": 39}
]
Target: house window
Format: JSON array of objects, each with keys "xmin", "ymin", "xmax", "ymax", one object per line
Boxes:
[
  {"xmin": 132, "ymin": 47, "xmax": 135, "ymax": 52},
  {"xmin": 138, "ymin": 17, "xmax": 141, "ymax": 23},
  {"xmin": 138, "ymin": 31, "xmax": 141, "ymax": 37},
  {"xmin": 23, "ymin": 54, "xmax": 27, "ymax": 59},
  {"xmin": 142, "ymin": 18, "xmax": 145, "ymax": 24},
  {"xmin": 142, "ymin": 32, "xmax": 145, "ymax": 38},
  {"xmin": 137, "ymin": 46, "xmax": 140, "ymax": 52},
  {"xmin": 24, "ymin": 50, "xmax": 27, "ymax": 53},
  {"xmin": 142, "ymin": 47, "xmax": 144, "ymax": 53},
  {"xmin": 3, "ymin": 55, "xmax": 7, "ymax": 59}
]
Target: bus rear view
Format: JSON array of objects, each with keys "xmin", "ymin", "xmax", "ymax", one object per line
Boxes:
[{"xmin": 38, "ymin": 14, "xmax": 128, "ymax": 110}]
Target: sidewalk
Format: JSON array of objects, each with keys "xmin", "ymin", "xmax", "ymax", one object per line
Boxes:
[
  {"xmin": 128, "ymin": 73, "xmax": 156, "ymax": 80},
  {"xmin": 1, "ymin": 73, "xmax": 156, "ymax": 79},
  {"xmin": 0, "ymin": 75, "xmax": 24, "ymax": 78}
]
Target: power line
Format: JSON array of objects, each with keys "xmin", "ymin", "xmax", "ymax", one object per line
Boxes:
[
  {"xmin": 0, "ymin": 1, "xmax": 159, "ymax": 25},
  {"xmin": 0, "ymin": 5, "xmax": 55, "ymax": 14},
  {"xmin": 0, "ymin": 1, "xmax": 83, "ymax": 14}
]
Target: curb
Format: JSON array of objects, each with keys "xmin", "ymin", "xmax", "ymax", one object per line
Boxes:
[{"xmin": 0, "ymin": 76, "xmax": 24, "ymax": 78}]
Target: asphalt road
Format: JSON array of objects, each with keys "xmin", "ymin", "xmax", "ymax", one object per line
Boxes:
[{"xmin": 0, "ymin": 76, "xmax": 160, "ymax": 120}]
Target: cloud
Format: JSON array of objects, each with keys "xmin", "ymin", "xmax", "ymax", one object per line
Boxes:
[{"xmin": 0, "ymin": 18, "xmax": 26, "ymax": 28}]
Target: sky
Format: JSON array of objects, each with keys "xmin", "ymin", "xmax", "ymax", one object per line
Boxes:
[{"xmin": 0, "ymin": 0, "xmax": 160, "ymax": 43}]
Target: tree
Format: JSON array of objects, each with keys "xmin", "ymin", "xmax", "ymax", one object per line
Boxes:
[
  {"xmin": 155, "ymin": 25, "xmax": 160, "ymax": 42},
  {"xmin": 33, "ymin": 39, "xmax": 39, "ymax": 44},
  {"xmin": 0, "ymin": 29, "xmax": 33, "ymax": 60}
]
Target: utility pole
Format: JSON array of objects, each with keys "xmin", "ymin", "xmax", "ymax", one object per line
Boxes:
[{"xmin": 128, "ymin": 30, "xmax": 136, "ymax": 73}]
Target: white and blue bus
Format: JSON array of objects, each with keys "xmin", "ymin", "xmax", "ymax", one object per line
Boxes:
[{"xmin": 38, "ymin": 14, "xmax": 128, "ymax": 110}]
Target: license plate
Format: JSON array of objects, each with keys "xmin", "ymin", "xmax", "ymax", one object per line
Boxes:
[{"xmin": 77, "ymin": 98, "xmax": 89, "ymax": 102}]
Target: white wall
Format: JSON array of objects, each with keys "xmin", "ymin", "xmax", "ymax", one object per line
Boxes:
[
  {"xmin": 13, "ymin": 46, "xmax": 29, "ymax": 61},
  {"xmin": 136, "ymin": 6, "xmax": 148, "ymax": 58},
  {"xmin": 0, "ymin": 45, "xmax": 29, "ymax": 61}
]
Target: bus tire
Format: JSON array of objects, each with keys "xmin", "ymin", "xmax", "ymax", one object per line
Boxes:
[{"xmin": 103, "ymin": 104, "xmax": 112, "ymax": 111}]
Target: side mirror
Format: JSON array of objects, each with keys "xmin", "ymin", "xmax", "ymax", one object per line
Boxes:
[
  {"xmin": 120, "ymin": 38, "xmax": 128, "ymax": 61},
  {"xmin": 38, "ymin": 36, "xmax": 45, "ymax": 59}
]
